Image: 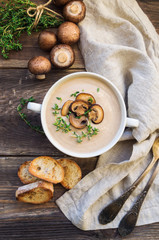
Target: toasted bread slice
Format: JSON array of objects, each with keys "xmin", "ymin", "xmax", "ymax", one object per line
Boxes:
[
  {"xmin": 29, "ymin": 156, "xmax": 64, "ymax": 184},
  {"xmin": 57, "ymin": 158, "xmax": 82, "ymax": 189},
  {"xmin": 16, "ymin": 181, "xmax": 54, "ymax": 204},
  {"xmin": 18, "ymin": 161, "xmax": 39, "ymax": 184}
]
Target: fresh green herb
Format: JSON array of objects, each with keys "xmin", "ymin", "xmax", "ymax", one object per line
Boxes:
[
  {"xmin": 56, "ymin": 97, "xmax": 62, "ymax": 101},
  {"xmin": 88, "ymin": 98, "xmax": 93, "ymax": 104},
  {"xmin": 70, "ymin": 91, "xmax": 80, "ymax": 97},
  {"xmin": 73, "ymin": 132, "xmax": 82, "ymax": 143},
  {"xmin": 0, "ymin": 0, "xmax": 63, "ymax": 58},
  {"xmin": 52, "ymin": 110, "xmax": 59, "ymax": 116},
  {"xmin": 75, "ymin": 116, "xmax": 81, "ymax": 119},
  {"xmin": 52, "ymin": 103, "xmax": 61, "ymax": 116},
  {"xmin": 53, "ymin": 117, "xmax": 71, "ymax": 133},
  {"xmin": 86, "ymin": 123, "xmax": 99, "ymax": 139},
  {"xmin": 84, "ymin": 109, "xmax": 91, "ymax": 116},
  {"xmin": 17, "ymin": 97, "xmax": 44, "ymax": 134},
  {"xmin": 52, "ymin": 104, "xmax": 61, "ymax": 110},
  {"xmin": 97, "ymin": 88, "xmax": 100, "ymax": 92},
  {"xmin": 73, "ymin": 123, "xmax": 99, "ymax": 143}
]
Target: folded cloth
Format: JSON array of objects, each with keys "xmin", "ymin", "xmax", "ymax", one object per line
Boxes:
[{"xmin": 56, "ymin": 0, "xmax": 159, "ymax": 230}]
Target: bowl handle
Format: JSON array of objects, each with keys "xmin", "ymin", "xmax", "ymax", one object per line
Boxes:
[
  {"xmin": 27, "ymin": 102, "xmax": 42, "ymax": 113},
  {"xmin": 126, "ymin": 118, "xmax": 139, "ymax": 128}
]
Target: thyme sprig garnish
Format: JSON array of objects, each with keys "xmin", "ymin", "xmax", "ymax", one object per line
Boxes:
[
  {"xmin": 17, "ymin": 97, "xmax": 44, "ymax": 134},
  {"xmin": 52, "ymin": 103, "xmax": 61, "ymax": 116},
  {"xmin": 0, "ymin": 0, "xmax": 63, "ymax": 58},
  {"xmin": 53, "ymin": 117, "xmax": 71, "ymax": 133},
  {"xmin": 70, "ymin": 91, "xmax": 80, "ymax": 97},
  {"xmin": 56, "ymin": 97, "xmax": 62, "ymax": 101},
  {"xmin": 73, "ymin": 123, "xmax": 99, "ymax": 143}
]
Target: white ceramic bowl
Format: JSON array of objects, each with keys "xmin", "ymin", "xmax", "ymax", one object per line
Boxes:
[{"xmin": 28, "ymin": 72, "xmax": 139, "ymax": 158}]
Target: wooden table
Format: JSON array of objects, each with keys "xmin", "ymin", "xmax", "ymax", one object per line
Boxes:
[{"xmin": 1, "ymin": 1, "xmax": 159, "ymax": 239}]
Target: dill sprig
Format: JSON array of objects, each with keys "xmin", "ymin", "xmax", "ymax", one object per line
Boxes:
[
  {"xmin": 17, "ymin": 97, "xmax": 44, "ymax": 134},
  {"xmin": 0, "ymin": 0, "xmax": 63, "ymax": 58}
]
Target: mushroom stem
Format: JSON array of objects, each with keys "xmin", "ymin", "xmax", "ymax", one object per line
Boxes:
[
  {"xmin": 36, "ymin": 74, "xmax": 46, "ymax": 80},
  {"xmin": 57, "ymin": 53, "xmax": 67, "ymax": 63},
  {"xmin": 70, "ymin": 4, "xmax": 79, "ymax": 14}
]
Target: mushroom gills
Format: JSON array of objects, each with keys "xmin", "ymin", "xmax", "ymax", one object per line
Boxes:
[
  {"xmin": 70, "ymin": 100, "xmax": 89, "ymax": 116},
  {"xmin": 68, "ymin": 2, "xmax": 82, "ymax": 15},
  {"xmin": 50, "ymin": 44, "xmax": 75, "ymax": 68},
  {"xmin": 88, "ymin": 104, "xmax": 104, "ymax": 124},
  {"xmin": 63, "ymin": 1, "xmax": 86, "ymax": 23},
  {"xmin": 69, "ymin": 113, "xmax": 87, "ymax": 129}
]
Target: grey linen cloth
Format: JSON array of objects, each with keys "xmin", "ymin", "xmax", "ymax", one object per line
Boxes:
[{"xmin": 56, "ymin": 0, "xmax": 159, "ymax": 230}]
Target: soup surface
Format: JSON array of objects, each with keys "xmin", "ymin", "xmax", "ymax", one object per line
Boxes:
[{"xmin": 44, "ymin": 75, "xmax": 122, "ymax": 156}]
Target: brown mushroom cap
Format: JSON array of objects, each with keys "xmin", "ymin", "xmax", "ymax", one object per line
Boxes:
[
  {"xmin": 38, "ymin": 31, "xmax": 57, "ymax": 51},
  {"xmin": 61, "ymin": 100, "xmax": 73, "ymax": 116},
  {"xmin": 63, "ymin": 1, "xmax": 86, "ymax": 23},
  {"xmin": 88, "ymin": 104, "xmax": 104, "ymax": 124},
  {"xmin": 69, "ymin": 113, "xmax": 87, "ymax": 129},
  {"xmin": 76, "ymin": 93, "xmax": 96, "ymax": 105},
  {"xmin": 50, "ymin": 44, "xmax": 75, "ymax": 68},
  {"xmin": 28, "ymin": 56, "xmax": 51, "ymax": 80},
  {"xmin": 70, "ymin": 100, "xmax": 89, "ymax": 116},
  {"xmin": 57, "ymin": 22, "xmax": 80, "ymax": 45},
  {"xmin": 53, "ymin": 0, "xmax": 71, "ymax": 6}
]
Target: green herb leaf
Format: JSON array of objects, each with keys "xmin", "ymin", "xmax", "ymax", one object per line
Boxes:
[
  {"xmin": 70, "ymin": 91, "xmax": 80, "ymax": 97},
  {"xmin": 17, "ymin": 97, "xmax": 44, "ymax": 134},
  {"xmin": 97, "ymin": 88, "xmax": 100, "ymax": 92},
  {"xmin": 88, "ymin": 98, "xmax": 93, "ymax": 104},
  {"xmin": 0, "ymin": 0, "xmax": 63, "ymax": 58},
  {"xmin": 73, "ymin": 123, "xmax": 99, "ymax": 143},
  {"xmin": 52, "ymin": 104, "xmax": 61, "ymax": 110},
  {"xmin": 56, "ymin": 97, "xmax": 62, "ymax": 101},
  {"xmin": 53, "ymin": 117, "xmax": 71, "ymax": 133}
]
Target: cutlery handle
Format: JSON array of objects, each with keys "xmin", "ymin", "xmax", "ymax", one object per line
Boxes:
[
  {"xmin": 98, "ymin": 156, "xmax": 156, "ymax": 225},
  {"xmin": 118, "ymin": 162, "xmax": 159, "ymax": 237}
]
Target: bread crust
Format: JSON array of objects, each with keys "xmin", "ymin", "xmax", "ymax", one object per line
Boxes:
[
  {"xmin": 29, "ymin": 156, "xmax": 64, "ymax": 184},
  {"xmin": 57, "ymin": 158, "xmax": 82, "ymax": 189},
  {"xmin": 16, "ymin": 181, "xmax": 54, "ymax": 204},
  {"xmin": 18, "ymin": 161, "xmax": 38, "ymax": 184}
]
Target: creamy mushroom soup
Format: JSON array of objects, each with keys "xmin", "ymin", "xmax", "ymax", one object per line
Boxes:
[{"xmin": 44, "ymin": 75, "xmax": 122, "ymax": 155}]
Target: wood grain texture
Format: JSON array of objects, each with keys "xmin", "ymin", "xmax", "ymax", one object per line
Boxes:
[
  {"xmin": 1, "ymin": 0, "xmax": 159, "ymax": 239},
  {"xmin": 0, "ymin": 69, "xmax": 85, "ymax": 155}
]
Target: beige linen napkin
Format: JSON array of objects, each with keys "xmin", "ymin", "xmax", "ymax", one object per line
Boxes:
[{"xmin": 56, "ymin": 0, "xmax": 159, "ymax": 230}]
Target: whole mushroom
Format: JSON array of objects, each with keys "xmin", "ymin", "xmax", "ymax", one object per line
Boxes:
[
  {"xmin": 50, "ymin": 44, "xmax": 75, "ymax": 68},
  {"xmin": 28, "ymin": 56, "xmax": 52, "ymax": 80},
  {"xmin": 38, "ymin": 31, "xmax": 57, "ymax": 51},
  {"xmin": 63, "ymin": 1, "xmax": 86, "ymax": 23},
  {"xmin": 57, "ymin": 21, "xmax": 80, "ymax": 45},
  {"xmin": 53, "ymin": 0, "xmax": 71, "ymax": 6}
]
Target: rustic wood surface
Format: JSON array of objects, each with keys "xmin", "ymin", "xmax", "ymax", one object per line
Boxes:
[{"xmin": 1, "ymin": 0, "xmax": 159, "ymax": 239}]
